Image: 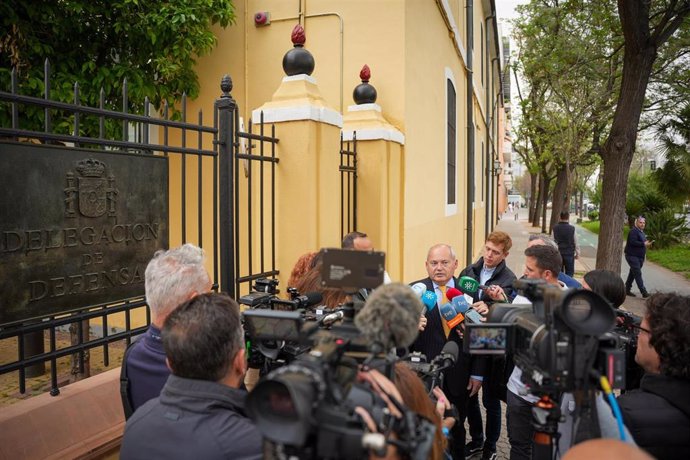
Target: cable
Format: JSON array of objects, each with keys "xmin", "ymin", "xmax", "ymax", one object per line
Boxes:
[{"xmin": 598, "ymin": 375, "xmax": 627, "ymax": 442}]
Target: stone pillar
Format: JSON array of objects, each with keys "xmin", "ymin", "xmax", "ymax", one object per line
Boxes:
[
  {"xmin": 342, "ymin": 66, "xmax": 405, "ymax": 282},
  {"xmin": 252, "ymin": 25, "xmax": 342, "ymax": 288}
]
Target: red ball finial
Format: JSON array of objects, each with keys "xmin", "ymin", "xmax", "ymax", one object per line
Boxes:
[
  {"xmin": 360, "ymin": 64, "xmax": 371, "ymax": 82},
  {"xmin": 291, "ymin": 24, "xmax": 306, "ymax": 46}
]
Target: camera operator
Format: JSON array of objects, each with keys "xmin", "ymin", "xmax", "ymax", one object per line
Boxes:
[
  {"xmin": 121, "ymin": 292, "xmax": 262, "ymax": 459},
  {"xmin": 342, "ymin": 231, "xmax": 392, "ymax": 301},
  {"xmin": 617, "ymin": 293, "xmax": 690, "ymax": 459},
  {"xmin": 410, "ymin": 243, "xmax": 488, "ymax": 460},
  {"xmin": 292, "ymin": 251, "xmax": 352, "ymax": 308},
  {"xmin": 507, "ymin": 245, "xmax": 567, "ymax": 460}
]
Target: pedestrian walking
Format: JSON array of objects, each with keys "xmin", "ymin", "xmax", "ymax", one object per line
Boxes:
[
  {"xmin": 625, "ymin": 216, "xmax": 652, "ymax": 298},
  {"xmin": 552, "ymin": 211, "xmax": 579, "ymax": 277}
]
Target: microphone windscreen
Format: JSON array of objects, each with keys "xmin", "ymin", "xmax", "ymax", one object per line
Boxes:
[
  {"xmin": 303, "ymin": 292, "xmax": 323, "ymax": 306},
  {"xmin": 440, "ymin": 340, "xmax": 459, "ymax": 364},
  {"xmin": 452, "ymin": 295, "xmax": 471, "ymax": 314},
  {"xmin": 422, "ymin": 291, "xmax": 437, "ymax": 310},
  {"xmin": 355, "ymin": 283, "xmax": 421, "ymax": 350},
  {"xmin": 446, "ymin": 287, "xmax": 463, "ymax": 301},
  {"xmin": 459, "ymin": 276, "xmax": 480, "ymax": 294}
]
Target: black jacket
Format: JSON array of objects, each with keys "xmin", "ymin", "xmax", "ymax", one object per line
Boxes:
[
  {"xmin": 121, "ymin": 375, "xmax": 263, "ymax": 460},
  {"xmin": 624, "ymin": 226, "xmax": 648, "ymax": 259},
  {"xmin": 552, "ymin": 221, "xmax": 577, "ymax": 257},
  {"xmin": 459, "ymin": 258, "xmax": 517, "ymax": 304},
  {"xmin": 409, "ymin": 277, "xmax": 486, "ymax": 401},
  {"xmin": 459, "ymin": 258, "xmax": 517, "ymax": 400},
  {"xmin": 617, "ymin": 373, "xmax": 690, "ymax": 460}
]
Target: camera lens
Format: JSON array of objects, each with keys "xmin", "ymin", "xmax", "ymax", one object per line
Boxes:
[{"xmin": 565, "ymin": 295, "xmax": 592, "ymax": 323}]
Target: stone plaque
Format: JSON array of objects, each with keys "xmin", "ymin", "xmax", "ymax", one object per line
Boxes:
[{"xmin": 0, "ymin": 143, "xmax": 168, "ymax": 325}]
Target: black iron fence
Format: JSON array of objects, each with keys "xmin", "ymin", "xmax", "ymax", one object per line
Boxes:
[
  {"xmin": 232, "ymin": 111, "xmax": 280, "ymax": 297},
  {"xmin": 340, "ymin": 132, "xmax": 358, "ymax": 239},
  {"xmin": 0, "ymin": 62, "xmax": 265, "ymax": 396}
]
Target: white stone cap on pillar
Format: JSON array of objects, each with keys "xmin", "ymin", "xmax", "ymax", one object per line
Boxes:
[
  {"xmin": 342, "ymin": 103, "xmax": 405, "ymax": 145},
  {"xmin": 252, "ymin": 74, "xmax": 343, "ymax": 127}
]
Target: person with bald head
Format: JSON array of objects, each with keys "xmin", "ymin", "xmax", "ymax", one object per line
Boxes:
[
  {"xmin": 409, "ymin": 243, "xmax": 488, "ymax": 460},
  {"xmin": 562, "ymin": 439, "xmax": 653, "ymax": 460}
]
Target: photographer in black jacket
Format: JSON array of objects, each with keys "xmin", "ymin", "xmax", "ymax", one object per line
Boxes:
[{"xmin": 617, "ymin": 293, "xmax": 690, "ymax": 459}]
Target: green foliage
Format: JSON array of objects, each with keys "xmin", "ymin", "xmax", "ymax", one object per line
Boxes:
[
  {"xmin": 647, "ymin": 244, "xmax": 690, "ymax": 280},
  {"xmin": 653, "ymin": 103, "xmax": 690, "ymax": 206},
  {"xmin": 587, "ymin": 210, "xmax": 599, "ymax": 221},
  {"xmin": 581, "ymin": 219, "xmax": 630, "ymax": 240},
  {"xmin": 644, "ymin": 209, "xmax": 690, "ymax": 249},
  {"xmin": 0, "ymin": 0, "xmax": 235, "ymax": 137},
  {"xmin": 626, "ymin": 173, "xmax": 670, "ymax": 226},
  {"xmin": 581, "ymin": 220, "xmax": 600, "ymax": 234},
  {"xmin": 589, "ymin": 181, "xmax": 603, "ymax": 207}
]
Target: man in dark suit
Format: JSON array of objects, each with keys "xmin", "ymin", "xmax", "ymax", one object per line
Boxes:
[
  {"xmin": 625, "ymin": 216, "xmax": 652, "ymax": 298},
  {"xmin": 552, "ymin": 211, "xmax": 579, "ymax": 277},
  {"xmin": 410, "ymin": 243, "xmax": 487, "ymax": 460}
]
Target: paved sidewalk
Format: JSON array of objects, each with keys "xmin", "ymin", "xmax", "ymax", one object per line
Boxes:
[{"xmin": 494, "ymin": 208, "xmax": 690, "ymax": 317}]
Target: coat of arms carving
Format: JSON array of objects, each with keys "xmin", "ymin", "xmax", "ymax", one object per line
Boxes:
[{"xmin": 64, "ymin": 159, "xmax": 118, "ymax": 217}]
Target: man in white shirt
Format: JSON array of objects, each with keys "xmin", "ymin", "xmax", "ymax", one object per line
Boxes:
[{"xmin": 507, "ymin": 244, "xmax": 565, "ymax": 460}]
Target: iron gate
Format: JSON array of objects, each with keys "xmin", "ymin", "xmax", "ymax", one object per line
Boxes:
[
  {"xmin": 340, "ymin": 132, "xmax": 358, "ymax": 239},
  {"xmin": 0, "ymin": 63, "xmax": 277, "ymax": 396}
]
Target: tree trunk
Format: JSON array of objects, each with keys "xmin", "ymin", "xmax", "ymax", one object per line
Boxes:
[
  {"xmin": 549, "ymin": 165, "xmax": 569, "ymax": 233},
  {"xmin": 529, "ymin": 172, "xmax": 539, "ymax": 224},
  {"xmin": 596, "ymin": 0, "xmax": 659, "ymax": 272},
  {"xmin": 533, "ymin": 173, "xmax": 544, "ymax": 227},
  {"xmin": 541, "ymin": 176, "xmax": 551, "ymax": 233}
]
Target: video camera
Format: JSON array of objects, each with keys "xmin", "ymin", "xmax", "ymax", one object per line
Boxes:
[
  {"xmin": 239, "ymin": 278, "xmax": 323, "ymax": 310},
  {"xmin": 243, "ymin": 249, "xmax": 436, "ymax": 460},
  {"xmin": 403, "ymin": 342, "xmax": 459, "ymax": 394},
  {"xmin": 463, "ymin": 279, "xmax": 625, "ymax": 394}
]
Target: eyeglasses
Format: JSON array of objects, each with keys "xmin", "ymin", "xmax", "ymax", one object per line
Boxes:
[
  {"xmin": 428, "ymin": 260, "xmax": 452, "ymax": 268},
  {"xmin": 631, "ymin": 324, "xmax": 651, "ymax": 335}
]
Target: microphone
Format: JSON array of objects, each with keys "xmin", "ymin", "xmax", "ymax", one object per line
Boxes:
[
  {"xmin": 440, "ymin": 302, "xmax": 464, "ymax": 328},
  {"xmin": 451, "ymin": 295, "xmax": 484, "ymax": 324},
  {"xmin": 459, "ymin": 276, "xmax": 480, "ymax": 294},
  {"xmin": 410, "ymin": 282, "xmax": 427, "ymax": 297},
  {"xmin": 294, "ymin": 291, "xmax": 324, "ymax": 308},
  {"xmin": 421, "ymin": 291, "xmax": 438, "ymax": 311},
  {"xmin": 440, "ymin": 287, "xmax": 466, "ymax": 328},
  {"xmin": 320, "ymin": 309, "xmax": 345, "ymax": 326},
  {"xmin": 354, "ymin": 283, "xmax": 422, "ymax": 351},
  {"xmin": 445, "ymin": 287, "xmax": 464, "ymax": 302},
  {"xmin": 411, "ymin": 282, "xmax": 436, "ymax": 312},
  {"xmin": 434, "ymin": 340, "xmax": 459, "ymax": 369}
]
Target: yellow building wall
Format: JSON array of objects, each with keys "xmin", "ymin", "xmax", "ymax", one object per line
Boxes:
[
  {"xmin": 177, "ymin": 0, "xmax": 502, "ymax": 289},
  {"xmin": 402, "ymin": 0, "xmax": 473, "ymax": 281}
]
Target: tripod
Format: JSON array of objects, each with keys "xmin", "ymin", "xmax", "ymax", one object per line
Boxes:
[
  {"xmin": 531, "ymin": 390, "xmax": 603, "ymax": 460},
  {"xmin": 531, "ymin": 395, "xmax": 561, "ymax": 460}
]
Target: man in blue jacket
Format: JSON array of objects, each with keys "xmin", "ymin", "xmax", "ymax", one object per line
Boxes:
[
  {"xmin": 120, "ymin": 292, "xmax": 263, "ymax": 459},
  {"xmin": 625, "ymin": 216, "xmax": 652, "ymax": 298}
]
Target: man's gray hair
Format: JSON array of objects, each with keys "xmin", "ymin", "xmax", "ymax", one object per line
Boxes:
[
  {"xmin": 427, "ymin": 243, "xmax": 457, "ymax": 260},
  {"xmin": 528, "ymin": 233, "xmax": 558, "ymax": 249},
  {"xmin": 145, "ymin": 244, "xmax": 210, "ymax": 321}
]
